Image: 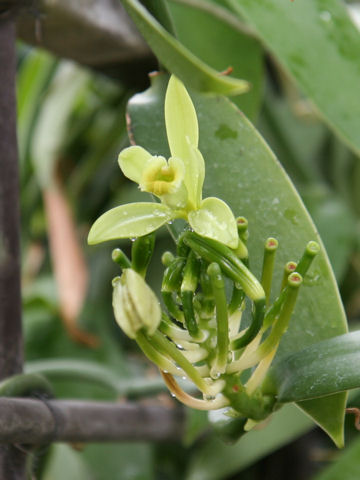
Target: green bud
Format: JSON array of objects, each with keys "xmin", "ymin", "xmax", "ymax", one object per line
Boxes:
[
  {"xmin": 131, "ymin": 232, "xmax": 156, "ymax": 277},
  {"xmin": 112, "ymin": 269, "xmax": 161, "ymax": 339},
  {"xmin": 112, "ymin": 248, "xmax": 131, "ymax": 269}
]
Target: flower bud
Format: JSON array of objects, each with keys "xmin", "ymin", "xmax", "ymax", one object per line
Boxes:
[{"xmin": 112, "ymin": 269, "xmax": 161, "ymax": 339}]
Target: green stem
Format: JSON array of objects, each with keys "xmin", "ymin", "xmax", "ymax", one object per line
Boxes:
[
  {"xmin": 136, "ymin": 331, "xmax": 181, "ymax": 375},
  {"xmin": 181, "ymin": 290, "xmax": 199, "ymax": 337},
  {"xmin": 149, "ymin": 331, "xmax": 212, "ymax": 394},
  {"xmin": 131, "ymin": 232, "xmax": 156, "ymax": 277},
  {"xmin": 295, "ymin": 241, "xmax": 320, "ymax": 276},
  {"xmin": 181, "ymin": 251, "xmax": 200, "ymax": 337},
  {"xmin": 112, "ymin": 248, "xmax": 131, "ymax": 269},
  {"xmin": 280, "ymin": 261, "xmax": 297, "ymax": 291},
  {"xmin": 208, "ymin": 263, "xmax": 229, "ymax": 376},
  {"xmin": 162, "ymin": 256, "xmax": 186, "ymax": 322},
  {"xmin": 228, "ymin": 284, "xmax": 245, "ymax": 315},
  {"xmin": 230, "ymin": 298, "xmax": 266, "ymax": 350},
  {"xmin": 228, "ymin": 273, "xmax": 302, "ymax": 373},
  {"xmin": 261, "ymin": 237, "xmax": 278, "ymax": 305},
  {"xmin": 182, "ymin": 232, "xmax": 265, "ymax": 301}
]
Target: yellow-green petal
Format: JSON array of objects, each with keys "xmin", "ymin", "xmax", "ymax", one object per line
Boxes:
[
  {"xmin": 88, "ymin": 202, "xmax": 174, "ymax": 244},
  {"xmin": 118, "ymin": 145, "xmax": 153, "ymax": 184},
  {"xmin": 165, "ymin": 75, "xmax": 199, "ymax": 156},
  {"xmin": 188, "ymin": 197, "xmax": 239, "ymax": 248}
]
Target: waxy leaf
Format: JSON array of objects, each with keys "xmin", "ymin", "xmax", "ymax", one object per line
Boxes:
[
  {"xmin": 88, "ymin": 202, "xmax": 174, "ymax": 244},
  {"xmin": 227, "ymin": 0, "xmax": 360, "ymax": 156},
  {"xmin": 167, "ymin": 0, "xmax": 264, "ymax": 119},
  {"xmin": 267, "ymin": 332, "xmax": 360, "ymax": 403},
  {"xmin": 121, "ymin": 0, "xmax": 249, "ymax": 95},
  {"xmin": 127, "ymin": 74, "xmax": 348, "ymax": 445}
]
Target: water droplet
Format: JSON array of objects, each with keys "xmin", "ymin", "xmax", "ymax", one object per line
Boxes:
[
  {"xmin": 215, "ymin": 124, "xmax": 238, "ymax": 140},
  {"xmin": 319, "ymin": 11, "xmax": 331, "ymax": 22},
  {"xmin": 284, "ymin": 208, "xmax": 300, "ymax": 225},
  {"xmin": 303, "ymin": 271, "xmax": 322, "ymax": 286},
  {"xmin": 170, "ymin": 393, "xmax": 176, "ymax": 398},
  {"xmin": 210, "ymin": 367, "xmax": 221, "ymax": 380},
  {"xmin": 130, "ymin": 237, "xmax": 136, "ymax": 242}
]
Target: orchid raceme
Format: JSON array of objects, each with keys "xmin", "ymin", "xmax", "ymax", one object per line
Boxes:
[
  {"xmin": 87, "ymin": 73, "xmax": 324, "ymax": 435},
  {"xmin": 107, "ymin": 226, "xmax": 321, "ymax": 426},
  {"xmin": 88, "ymin": 75, "xmax": 239, "ymax": 249}
]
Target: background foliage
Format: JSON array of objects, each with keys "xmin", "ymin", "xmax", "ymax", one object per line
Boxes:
[{"xmin": 16, "ymin": 0, "xmax": 360, "ymax": 478}]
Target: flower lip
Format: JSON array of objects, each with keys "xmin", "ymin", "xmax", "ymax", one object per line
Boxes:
[{"xmin": 140, "ymin": 156, "xmax": 185, "ymax": 197}]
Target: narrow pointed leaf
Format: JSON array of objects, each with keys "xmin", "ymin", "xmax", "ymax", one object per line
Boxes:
[
  {"xmin": 188, "ymin": 197, "xmax": 238, "ymax": 248},
  {"xmin": 121, "ymin": 0, "xmax": 249, "ymax": 96},
  {"xmin": 88, "ymin": 202, "xmax": 174, "ymax": 244}
]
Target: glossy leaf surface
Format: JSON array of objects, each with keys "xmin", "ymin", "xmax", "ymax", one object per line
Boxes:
[
  {"xmin": 121, "ymin": 0, "xmax": 249, "ymax": 95},
  {"xmin": 268, "ymin": 332, "xmax": 360, "ymax": 403},
  {"xmin": 167, "ymin": 0, "xmax": 264, "ymax": 119},
  {"xmin": 227, "ymin": 0, "xmax": 360, "ymax": 155},
  {"xmin": 127, "ymin": 74, "xmax": 348, "ymax": 443}
]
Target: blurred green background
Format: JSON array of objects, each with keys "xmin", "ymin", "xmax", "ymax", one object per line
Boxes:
[{"xmin": 15, "ymin": 0, "xmax": 360, "ymax": 478}]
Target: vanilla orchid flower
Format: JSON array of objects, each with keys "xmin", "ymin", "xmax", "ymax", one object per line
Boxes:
[{"xmin": 88, "ymin": 75, "xmax": 239, "ymax": 249}]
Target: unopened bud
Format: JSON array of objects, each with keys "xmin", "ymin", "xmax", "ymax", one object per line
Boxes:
[{"xmin": 112, "ymin": 269, "xmax": 161, "ymax": 339}]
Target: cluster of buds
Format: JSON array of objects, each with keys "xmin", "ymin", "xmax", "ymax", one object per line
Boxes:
[
  {"xmin": 88, "ymin": 74, "xmax": 320, "ymax": 428},
  {"xmin": 111, "ymin": 223, "xmax": 319, "ymax": 428}
]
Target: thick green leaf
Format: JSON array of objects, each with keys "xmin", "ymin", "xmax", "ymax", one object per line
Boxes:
[
  {"xmin": 167, "ymin": 0, "xmax": 264, "ymax": 119},
  {"xmin": 82, "ymin": 443, "xmax": 154, "ymax": 480},
  {"xmin": 186, "ymin": 404, "xmax": 314, "ymax": 480},
  {"xmin": 268, "ymin": 332, "xmax": 360, "ymax": 403},
  {"xmin": 43, "ymin": 444, "xmax": 92, "ymax": 480},
  {"xmin": 127, "ymin": 74, "xmax": 348, "ymax": 443},
  {"xmin": 88, "ymin": 202, "xmax": 174, "ymax": 244},
  {"xmin": 227, "ymin": 0, "xmax": 360, "ymax": 156},
  {"xmin": 121, "ymin": 0, "xmax": 249, "ymax": 95}
]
